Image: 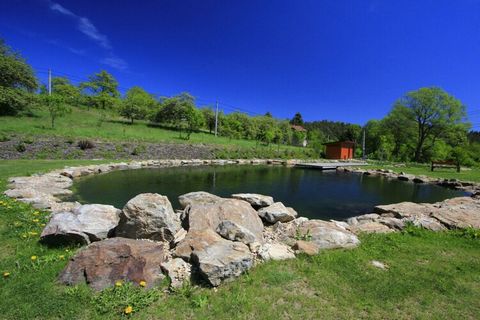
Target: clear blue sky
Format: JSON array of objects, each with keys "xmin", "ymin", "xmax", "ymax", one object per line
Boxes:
[{"xmin": 1, "ymin": 0, "xmax": 480, "ymax": 128}]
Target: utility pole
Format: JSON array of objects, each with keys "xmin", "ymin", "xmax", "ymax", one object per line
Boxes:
[
  {"xmin": 48, "ymin": 69, "xmax": 52, "ymax": 96},
  {"xmin": 362, "ymin": 128, "xmax": 366, "ymax": 160},
  {"xmin": 214, "ymin": 100, "xmax": 219, "ymax": 137}
]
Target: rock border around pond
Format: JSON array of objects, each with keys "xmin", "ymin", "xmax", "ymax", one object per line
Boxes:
[{"xmin": 3, "ymin": 159, "xmax": 480, "ymax": 291}]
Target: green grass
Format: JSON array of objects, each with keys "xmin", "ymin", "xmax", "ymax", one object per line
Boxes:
[
  {"xmin": 0, "ymin": 107, "xmax": 302, "ymax": 149},
  {"xmin": 364, "ymin": 162, "xmax": 480, "ymax": 183},
  {"xmin": 0, "ymin": 160, "xmax": 479, "ymax": 319}
]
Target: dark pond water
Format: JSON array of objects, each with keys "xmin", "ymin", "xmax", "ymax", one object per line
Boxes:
[{"xmin": 68, "ymin": 165, "xmax": 466, "ymax": 220}]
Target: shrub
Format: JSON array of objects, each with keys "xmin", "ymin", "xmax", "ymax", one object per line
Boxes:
[
  {"xmin": 77, "ymin": 140, "xmax": 95, "ymax": 150},
  {"xmin": 131, "ymin": 145, "xmax": 146, "ymax": 156},
  {"xmin": 22, "ymin": 137, "xmax": 34, "ymax": 144},
  {"xmin": 0, "ymin": 133, "xmax": 9, "ymax": 142},
  {"xmin": 15, "ymin": 143, "xmax": 26, "ymax": 153}
]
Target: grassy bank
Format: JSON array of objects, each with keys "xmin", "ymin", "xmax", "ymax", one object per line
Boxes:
[
  {"xmin": 365, "ymin": 162, "xmax": 480, "ymax": 183},
  {"xmin": 0, "ymin": 160, "xmax": 479, "ymax": 319}
]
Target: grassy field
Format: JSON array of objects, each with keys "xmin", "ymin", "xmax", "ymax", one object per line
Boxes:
[
  {"xmin": 0, "ymin": 107, "xmax": 300, "ymax": 148},
  {"xmin": 365, "ymin": 162, "xmax": 480, "ymax": 183},
  {"xmin": 0, "ymin": 160, "xmax": 479, "ymax": 319}
]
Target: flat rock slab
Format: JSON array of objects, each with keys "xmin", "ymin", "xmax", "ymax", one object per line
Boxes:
[
  {"xmin": 59, "ymin": 237, "xmax": 167, "ymax": 291},
  {"xmin": 178, "ymin": 191, "xmax": 223, "ymax": 209},
  {"xmin": 41, "ymin": 204, "xmax": 120, "ymax": 245},
  {"xmin": 431, "ymin": 197, "xmax": 480, "ymax": 229},
  {"xmin": 349, "ymin": 222, "xmax": 394, "ymax": 234},
  {"xmin": 274, "ymin": 219, "xmax": 360, "ymax": 250},
  {"xmin": 231, "ymin": 193, "xmax": 274, "ymax": 208},
  {"xmin": 374, "ymin": 202, "xmax": 433, "ymax": 218},
  {"xmin": 259, "ymin": 242, "xmax": 296, "ymax": 260},
  {"xmin": 116, "ymin": 193, "xmax": 181, "ymax": 242}
]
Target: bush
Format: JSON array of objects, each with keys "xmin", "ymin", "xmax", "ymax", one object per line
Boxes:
[
  {"xmin": 77, "ymin": 140, "xmax": 95, "ymax": 150},
  {"xmin": 15, "ymin": 142, "xmax": 26, "ymax": 153},
  {"xmin": 0, "ymin": 133, "xmax": 9, "ymax": 142},
  {"xmin": 131, "ymin": 145, "xmax": 146, "ymax": 156},
  {"xmin": 22, "ymin": 137, "xmax": 34, "ymax": 144}
]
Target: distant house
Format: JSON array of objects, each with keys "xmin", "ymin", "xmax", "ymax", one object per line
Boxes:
[
  {"xmin": 291, "ymin": 125, "xmax": 308, "ymax": 147},
  {"xmin": 324, "ymin": 141, "xmax": 355, "ymax": 160}
]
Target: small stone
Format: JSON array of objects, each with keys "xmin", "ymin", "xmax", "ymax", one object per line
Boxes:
[
  {"xmin": 292, "ymin": 240, "xmax": 319, "ymax": 255},
  {"xmin": 371, "ymin": 260, "xmax": 388, "ymax": 270}
]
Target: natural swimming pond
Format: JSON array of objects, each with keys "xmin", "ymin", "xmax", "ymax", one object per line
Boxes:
[{"xmin": 68, "ymin": 165, "xmax": 466, "ymax": 220}]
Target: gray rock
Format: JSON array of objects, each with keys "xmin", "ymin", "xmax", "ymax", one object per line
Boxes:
[
  {"xmin": 258, "ymin": 242, "xmax": 296, "ymax": 261},
  {"xmin": 178, "ymin": 191, "xmax": 223, "ymax": 209},
  {"xmin": 431, "ymin": 197, "xmax": 480, "ymax": 229},
  {"xmin": 161, "ymin": 258, "xmax": 192, "ymax": 289},
  {"xmin": 258, "ymin": 202, "xmax": 296, "ymax": 224},
  {"xmin": 41, "ymin": 204, "xmax": 121, "ymax": 245},
  {"xmin": 377, "ymin": 217, "xmax": 405, "ymax": 230},
  {"xmin": 116, "ymin": 193, "xmax": 181, "ymax": 242},
  {"xmin": 216, "ymin": 220, "xmax": 256, "ymax": 244},
  {"xmin": 404, "ymin": 216, "xmax": 446, "ymax": 231},
  {"xmin": 231, "ymin": 193, "xmax": 274, "ymax": 208},
  {"xmin": 371, "ymin": 260, "xmax": 388, "ymax": 270},
  {"xmin": 59, "ymin": 237, "xmax": 166, "ymax": 291}
]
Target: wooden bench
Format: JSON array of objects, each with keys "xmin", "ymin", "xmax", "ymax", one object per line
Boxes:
[{"xmin": 431, "ymin": 160, "xmax": 460, "ymax": 173}]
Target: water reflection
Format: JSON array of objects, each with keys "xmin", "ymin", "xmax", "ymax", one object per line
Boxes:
[{"xmin": 69, "ymin": 165, "xmax": 466, "ymax": 220}]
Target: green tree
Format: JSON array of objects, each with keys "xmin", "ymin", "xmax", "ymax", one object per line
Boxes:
[
  {"xmin": 201, "ymin": 107, "xmax": 216, "ymax": 134},
  {"xmin": 290, "ymin": 112, "xmax": 304, "ymax": 126},
  {"xmin": 41, "ymin": 94, "xmax": 71, "ymax": 128},
  {"xmin": 120, "ymin": 86, "xmax": 156, "ymax": 123},
  {"xmin": 81, "ymin": 70, "xmax": 120, "ymax": 110},
  {"xmin": 153, "ymin": 94, "xmax": 204, "ymax": 139},
  {"xmin": 395, "ymin": 87, "xmax": 466, "ymax": 162},
  {"xmin": 51, "ymin": 77, "xmax": 80, "ymax": 105},
  {"xmin": 0, "ymin": 39, "xmax": 38, "ymax": 115}
]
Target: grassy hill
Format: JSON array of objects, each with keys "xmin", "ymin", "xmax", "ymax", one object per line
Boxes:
[{"xmin": 0, "ymin": 107, "xmax": 316, "ymax": 159}]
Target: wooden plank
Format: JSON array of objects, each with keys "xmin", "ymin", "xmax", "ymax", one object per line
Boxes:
[{"xmin": 295, "ymin": 162, "xmax": 367, "ymax": 170}]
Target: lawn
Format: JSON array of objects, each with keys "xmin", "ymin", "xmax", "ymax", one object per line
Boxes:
[
  {"xmin": 365, "ymin": 162, "xmax": 480, "ymax": 183},
  {"xmin": 0, "ymin": 160, "xmax": 479, "ymax": 319}
]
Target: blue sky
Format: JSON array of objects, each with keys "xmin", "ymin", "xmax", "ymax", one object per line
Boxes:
[{"xmin": 1, "ymin": 0, "xmax": 480, "ymax": 128}]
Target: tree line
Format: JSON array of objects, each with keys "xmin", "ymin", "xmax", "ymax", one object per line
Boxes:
[{"xmin": 1, "ymin": 38, "xmax": 478, "ymax": 165}]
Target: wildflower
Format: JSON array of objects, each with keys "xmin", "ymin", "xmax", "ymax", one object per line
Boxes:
[
  {"xmin": 139, "ymin": 280, "xmax": 146, "ymax": 287},
  {"xmin": 31, "ymin": 255, "xmax": 37, "ymax": 262},
  {"xmin": 33, "ymin": 211, "xmax": 39, "ymax": 216},
  {"xmin": 59, "ymin": 255, "xmax": 65, "ymax": 260},
  {"xmin": 115, "ymin": 280, "xmax": 123, "ymax": 287},
  {"xmin": 40, "ymin": 223, "xmax": 46, "ymax": 227},
  {"xmin": 32, "ymin": 219, "xmax": 39, "ymax": 223},
  {"xmin": 124, "ymin": 306, "xmax": 133, "ymax": 315},
  {"xmin": 21, "ymin": 234, "xmax": 27, "ymax": 239},
  {"xmin": 28, "ymin": 231, "xmax": 38, "ymax": 236},
  {"xmin": 3, "ymin": 272, "xmax": 10, "ymax": 278}
]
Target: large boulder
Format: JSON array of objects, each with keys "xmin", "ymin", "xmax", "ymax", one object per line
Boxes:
[
  {"xmin": 258, "ymin": 202, "xmax": 297, "ymax": 224},
  {"xmin": 431, "ymin": 197, "xmax": 480, "ymax": 229},
  {"xmin": 231, "ymin": 193, "xmax": 274, "ymax": 208},
  {"xmin": 59, "ymin": 237, "xmax": 167, "ymax": 291},
  {"xmin": 41, "ymin": 204, "xmax": 121, "ymax": 245},
  {"xmin": 404, "ymin": 216, "xmax": 446, "ymax": 231},
  {"xmin": 116, "ymin": 193, "xmax": 181, "ymax": 242},
  {"xmin": 175, "ymin": 230, "xmax": 254, "ymax": 286},
  {"xmin": 178, "ymin": 191, "xmax": 223, "ymax": 209},
  {"xmin": 274, "ymin": 219, "xmax": 360, "ymax": 249},
  {"xmin": 185, "ymin": 198, "xmax": 264, "ymax": 243},
  {"xmin": 374, "ymin": 202, "xmax": 433, "ymax": 218}
]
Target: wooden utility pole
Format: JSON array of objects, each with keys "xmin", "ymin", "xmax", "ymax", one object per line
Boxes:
[
  {"xmin": 362, "ymin": 128, "xmax": 366, "ymax": 159},
  {"xmin": 48, "ymin": 69, "xmax": 52, "ymax": 95},
  {"xmin": 214, "ymin": 100, "xmax": 219, "ymax": 137}
]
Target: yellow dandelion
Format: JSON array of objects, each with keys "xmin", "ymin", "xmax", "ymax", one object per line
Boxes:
[
  {"xmin": 124, "ymin": 306, "xmax": 133, "ymax": 315},
  {"xmin": 33, "ymin": 212, "xmax": 39, "ymax": 216},
  {"xmin": 31, "ymin": 255, "xmax": 37, "ymax": 261},
  {"xmin": 28, "ymin": 231, "xmax": 38, "ymax": 236},
  {"xmin": 115, "ymin": 280, "xmax": 123, "ymax": 287},
  {"xmin": 32, "ymin": 219, "xmax": 39, "ymax": 223},
  {"xmin": 40, "ymin": 223, "xmax": 46, "ymax": 227},
  {"xmin": 59, "ymin": 255, "xmax": 65, "ymax": 260},
  {"xmin": 139, "ymin": 280, "xmax": 147, "ymax": 287},
  {"xmin": 3, "ymin": 272, "xmax": 10, "ymax": 278}
]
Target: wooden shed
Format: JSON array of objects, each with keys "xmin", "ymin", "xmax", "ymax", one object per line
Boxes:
[{"xmin": 324, "ymin": 141, "xmax": 355, "ymax": 160}]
